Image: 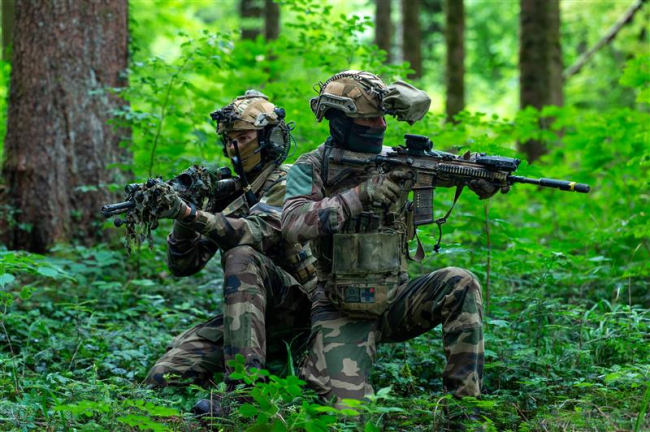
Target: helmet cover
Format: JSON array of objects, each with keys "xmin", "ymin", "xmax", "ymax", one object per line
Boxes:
[
  {"xmin": 210, "ymin": 90, "xmax": 293, "ymax": 168},
  {"xmin": 310, "ymin": 70, "xmax": 388, "ymax": 122},
  {"xmin": 211, "ymin": 90, "xmax": 281, "ymax": 134}
]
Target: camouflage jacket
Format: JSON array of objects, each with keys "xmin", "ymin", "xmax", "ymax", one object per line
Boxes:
[
  {"xmin": 168, "ymin": 164, "xmax": 315, "ymax": 282},
  {"xmin": 282, "ymin": 141, "xmax": 411, "ymax": 281}
]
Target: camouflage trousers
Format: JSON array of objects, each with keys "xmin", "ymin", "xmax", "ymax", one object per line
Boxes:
[
  {"xmin": 301, "ymin": 267, "xmax": 484, "ymax": 402},
  {"xmin": 146, "ymin": 245, "xmax": 311, "ymax": 387}
]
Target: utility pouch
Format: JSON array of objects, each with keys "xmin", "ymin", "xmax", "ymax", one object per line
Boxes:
[{"xmin": 329, "ymin": 232, "xmax": 401, "ymax": 318}]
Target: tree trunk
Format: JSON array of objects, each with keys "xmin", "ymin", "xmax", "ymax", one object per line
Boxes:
[
  {"xmin": 445, "ymin": 0, "xmax": 465, "ymax": 122},
  {"xmin": 421, "ymin": 0, "xmax": 444, "ymax": 67},
  {"xmin": 2, "ymin": 0, "xmax": 129, "ymax": 253},
  {"xmin": 1, "ymin": 0, "xmax": 15, "ymax": 61},
  {"xmin": 402, "ymin": 0, "xmax": 422, "ymax": 79},
  {"xmin": 264, "ymin": 0, "xmax": 280, "ymax": 40},
  {"xmin": 519, "ymin": 0, "xmax": 563, "ymax": 162},
  {"xmin": 547, "ymin": 0, "xmax": 563, "ymax": 107},
  {"xmin": 375, "ymin": 0, "xmax": 392, "ymax": 63},
  {"xmin": 241, "ymin": 0, "xmax": 263, "ymax": 40}
]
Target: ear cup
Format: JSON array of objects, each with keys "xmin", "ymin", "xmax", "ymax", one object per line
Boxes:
[{"xmin": 259, "ymin": 123, "xmax": 291, "ymax": 164}]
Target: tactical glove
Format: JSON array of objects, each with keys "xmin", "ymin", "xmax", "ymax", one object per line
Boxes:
[
  {"xmin": 154, "ymin": 189, "xmax": 190, "ymax": 220},
  {"xmin": 357, "ymin": 171, "xmax": 411, "ymax": 207},
  {"xmin": 468, "ymin": 179, "xmax": 510, "ymax": 200}
]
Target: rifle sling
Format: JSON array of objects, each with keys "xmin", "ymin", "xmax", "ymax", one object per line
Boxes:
[
  {"xmin": 220, "ymin": 163, "xmax": 277, "ymax": 216},
  {"xmin": 250, "ymin": 163, "xmax": 278, "ymax": 196},
  {"xmin": 407, "ymin": 184, "xmax": 464, "ymax": 260},
  {"xmin": 408, "ymin": 232, "xmax": 426, "ymax": 262},
  {"xmin": 433, "ymin": 185, "xmax": 465, "ymax": 253}
]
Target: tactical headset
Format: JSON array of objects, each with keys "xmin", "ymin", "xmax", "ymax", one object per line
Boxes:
[{"xmin": 210, "ymin": 106, "xmax": 295, "ymax": 170}]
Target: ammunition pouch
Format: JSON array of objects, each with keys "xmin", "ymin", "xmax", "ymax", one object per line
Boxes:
[
  {"xmin": 328, "ymin": 231, "xmax": 401, "ymax": 318},
  {"xmin": 286, "ymin": 248, "xmax": 317, "ymax": 286}
]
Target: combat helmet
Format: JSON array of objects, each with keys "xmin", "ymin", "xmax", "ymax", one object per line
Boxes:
[
  {"xmin": 310, "ymin": 70, "xmax": 388, "ymax": 122},
  {"xmin": 311, "ymin": 70, "xmax": 432, "ymax": 125},
  {"xmin": 210, "ymin": 90, "xmax": 293, "ymax": 168}
]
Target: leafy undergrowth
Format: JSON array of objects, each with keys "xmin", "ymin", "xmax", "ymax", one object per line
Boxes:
[
  {"xmin": 0, "ymin": 218, "xmax": 648, "ymax": 431},
  {"xmin": 1, "ymin": 48, "xmax": 648, "ymax": 431}
]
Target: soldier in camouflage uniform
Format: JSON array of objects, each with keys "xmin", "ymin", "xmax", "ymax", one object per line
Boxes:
[
  {"xmin": 282, "ymin": 71, "xmax": 505, "ymax": 404},
  {"xmin": 145, "ymin": 91, "xmax": 316, "ymax": 414}
]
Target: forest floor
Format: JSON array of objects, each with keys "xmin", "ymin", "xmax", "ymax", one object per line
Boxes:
[{"xmin": 0, "ymin": 234, "xmax": 648, "ymax": 431}]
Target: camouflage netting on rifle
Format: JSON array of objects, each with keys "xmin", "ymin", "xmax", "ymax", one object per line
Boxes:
[{"xmin": 102, "ymin": 165, "xmax": 231, "ymax": 255}]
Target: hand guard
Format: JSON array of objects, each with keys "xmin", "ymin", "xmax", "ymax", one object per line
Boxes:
[{"xmin": 468, "ymin": 179, "xmax": 510, "ymax": 200}]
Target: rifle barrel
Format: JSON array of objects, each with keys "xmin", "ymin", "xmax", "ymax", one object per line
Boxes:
[
  {"xmin": 101, "ymin": 200, "xmax": 135, "ymax": 217},
  {"xmin": 510, "ymin": 176, "xmax": 590, "ymax": 193}
]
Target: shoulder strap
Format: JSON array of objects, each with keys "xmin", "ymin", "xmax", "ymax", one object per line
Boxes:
[
  {"xmin": 250, "ymin": 163, "xmax": 277, "ymax": 196},
  {"xmin": 322, "ymin": 138, "xmax": 334, "ymax": 187}
]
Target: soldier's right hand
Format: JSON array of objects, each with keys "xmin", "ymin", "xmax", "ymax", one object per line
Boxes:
[{"xmin": 357, "ymin": 171, "xmax": 411, "ymax": 207}]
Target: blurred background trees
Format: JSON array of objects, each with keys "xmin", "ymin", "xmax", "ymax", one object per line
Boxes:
[
  {"xmin": 444, "ymin": 0, "xmax": 464, "ymax": 122},
  {"xmin": 0, "ymin": 0, "xmax": 639, "ymax": 254}
]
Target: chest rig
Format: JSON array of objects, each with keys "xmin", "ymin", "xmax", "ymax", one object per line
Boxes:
[{"xmin": 320, "ymin": 144, "xmax": 412, "ymax": 318}]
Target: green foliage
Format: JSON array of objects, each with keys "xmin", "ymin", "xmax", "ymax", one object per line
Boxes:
[
  {"xmin": 225, "ymin": 353, "xmax": 343, "ymax": 431},
  {"xmin": 0, "ymin": 1, "xmax": 648, "ymax": 430},
  {"xmin": 119, "ymin": 0, "xmax": 410, "ymax": 180}
]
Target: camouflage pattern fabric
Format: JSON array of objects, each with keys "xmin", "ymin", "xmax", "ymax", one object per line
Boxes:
[
  {"xmin": 301, "ymin": 268, "xmax": 483, "ymax": 401},
  {"xmin": 282, "ymin": 144, "xmax": 484, "ymax": 403},
  {"xmin": 146, "ymin": 165, "xmax": 313, "ymax": 386},
  {"xmin": 145, "ymin": 247, "xmax": 311, "ymax": 386},
  {"xmin": 146, "ymin": 315, "xmax": 225, "ymax": 386}
]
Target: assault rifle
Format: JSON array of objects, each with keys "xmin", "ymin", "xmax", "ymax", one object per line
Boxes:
[
  {"xmin": 102, "ymin": 165, "xmax": 241, "ymax": 253},
  {"xmin": 328, "ymin": 134, "xmax": 590, "ymax": 251}
]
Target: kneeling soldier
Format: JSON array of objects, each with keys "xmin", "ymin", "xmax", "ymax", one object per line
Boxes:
[
  {"xmin": 282, "ymin": 71, "xmax": 499, "ymax": 404},
  {"xmin": 146, "ymin": 91, "xmax": 316, "ymax": 415}
]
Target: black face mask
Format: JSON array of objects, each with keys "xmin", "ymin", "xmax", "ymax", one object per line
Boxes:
[{"xmin": 326, "ymin": 110, "xmax": 385, "ymax": 154}]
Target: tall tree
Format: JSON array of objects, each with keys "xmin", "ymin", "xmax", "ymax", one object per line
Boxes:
[
  {"xmin": 375, "ymin": 0, "xmax": 392, "ymax": 62},
  {"xmin": 264, "ymin": 0, "xmax": 280, "ymax": 40},
  {"xmin": 444, "ymin": 0, "xmax": 465, "ymax": 122},
  {"xmin": 2, "ymin": 0, "xmax": 129, "ymax": 253},
  {"xmin": 1, "ymin": 0, "xmax": 15, "ymax": 61},
  {"xmin": 241, "ymin": 0, "xmax": 263, "ymax": 40},
  {"xmin": 421, "ymin": 0, "xmax": 444, "ymax": 64},
  {"xmin": 519, "ymin": 0, "xmax": 563, "ymax": 162},
  {"xmin": 402, "ymin": 0, "xmax": 422, "ymax": 79}
]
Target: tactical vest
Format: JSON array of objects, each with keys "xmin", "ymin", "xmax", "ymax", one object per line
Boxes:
[
  {"xmin": 222, "ymin": 163, "xmax": 317, "ymax": 288},
  {"xmin": 317, "ymin": 144, "xmax": 413, "ymax": 318}
]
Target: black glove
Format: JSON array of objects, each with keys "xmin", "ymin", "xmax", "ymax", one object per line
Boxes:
[{"xmin": 468, "ymin": 179, "xmax": 510, "ymax": 200}]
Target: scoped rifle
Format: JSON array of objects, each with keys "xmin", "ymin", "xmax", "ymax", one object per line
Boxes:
[
  {"xmin": 102, "ymin": 165, "xmax": 241, "ymax": 253},
  {"xmin": 328, "ymin": 133, "xmax": 590, "ymax": 251}
]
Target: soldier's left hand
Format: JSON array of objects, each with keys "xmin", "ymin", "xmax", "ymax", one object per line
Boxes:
[
  {"xmin": 155, "ymin": 188, "xmax": 190, "ymax": 220},
  {"xmin": 468, "ymin": 179, "xmax": 510, "ymax": 200}
]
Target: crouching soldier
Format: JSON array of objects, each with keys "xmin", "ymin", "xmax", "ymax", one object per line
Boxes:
[{"xmin": 146, "ymin": 91, "xmax": 316, "ymax": 416}]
